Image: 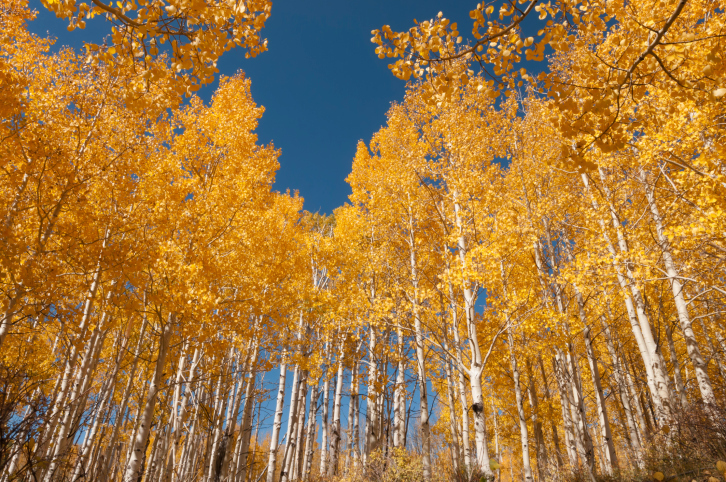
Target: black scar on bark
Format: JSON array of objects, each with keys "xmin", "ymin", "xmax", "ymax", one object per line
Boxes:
[{"xmin": 471, "ymin": 402, "xmax": 484, "ymax": 414}]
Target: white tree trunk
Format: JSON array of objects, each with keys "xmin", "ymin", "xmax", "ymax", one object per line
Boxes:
[
  {"xmin": 99, "ymin": 316, "xmax": 149, "ymax": 478},
  {"xmin": 365, "ymin": 325, "xmax": 380, "ymax": 457},
  {"xmin": 124, "ymin": 317, "xmax": 172, "ymax": 482},
  {"xmin": 233, "ymin": 340, "xmax": 260, "ymax": 482},
  {"xmin": 266, "ymin": 360, "xmax": 287, "ymax": 482},
  {"xmin": 537, "ymin": 355, "xmax": 563, "ymax": 469},
  {"xmin": 392, "ymin": 321, "xmax": 405, "ymax": 450},
  {"xmin": 664, "ymin": 323, "xmax": 688, "ymax": 408},
  {"xmin": 443, "ymin": 341, "xmax": 461, "ymax": 472},
  {"xmin": 448, "ymin": 280, "xmax": 472, "ymax": 475},
  {"xmin": 38, "ymin": 262, "xmax": 104, "ymax": 470},
  {"xmin": 352, "ymin": 363, "xmax": 360, "ymax": 468},
  {"xmin": 526, "ymin": 358, "xmax": 547, "ymax": 479},
  {"xmin": 601, "ymin": 316, "xmax": 642, "ymax": 455},
  {"xmin": 453, "ymin": 198, "xmax": 492, "ymax": 479},
  {"xmin": 319, "ymin": 362, "xmax": 330, "ymax": 476},
  {"xmin": 589, "ymin": 170, "xmax": 674, "ymax": 422},
  {"xmin": 71, "ymin": 330, "xmax": 128, "ymax": 481},
  {"xmin": 279, "ymin": 362, "xmax": 301, "ymax": 482},
  {"xmin": 327, "ymin": 352, "xmax": 344, "ymax": 476},
  {"xmin": 552, "ymin": 353, "xmax": 580, "ymax": 468},
  {"xmin": 642, "ymin": 170, "xmax": 717, "ymax": 409},
  {"xmin": 584, "ymin": 327, "xmax": 618, "ymax": 473},
  {"xmin": 507, "ymin": 329, "xmax": 533, "ymax": 482},
  {"xmin": 407, "ymin": 208, "xmax": 432, "ymax": 481},
  {"xmin": 302, "ymin": 375, "xmax": 320, "ymax": 481},
  {"xmin": 290, "ymin": 373, "xmax": 309, "ymax": 481}
]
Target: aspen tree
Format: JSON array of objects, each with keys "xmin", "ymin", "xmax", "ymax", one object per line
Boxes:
[
  {"xmin": 265, "ymin": 360, "xmax": 287, "ymax": 482},
  {"xmin": 601, "ymin": 315, "xmax": 643, "ymax": 457},
  {"xmin": 319, "ymin": 364, "xmax": 330, "ymax": 476},
  {"xmin": 234, "ymin": 338, "xmax": 261, "ymax": 482},
  {"xmin": 640, "ymin": 168, "xmax": 718, "ymax": 409},
  {"xmin": 124, "ymin": 317, "xmax": 172, "ymax": 482},
  {"xmin": 327, "ymin": 345, "xmax": 345, "ymax": 476},
  {"xmin": 302, "ymin": 374, "xmax": 320, "ymax": 481}
]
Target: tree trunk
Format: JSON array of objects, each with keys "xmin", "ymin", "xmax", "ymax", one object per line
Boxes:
[
  {"xmin": 552, "ymin": 354, "xmax": 579, "ymax": 468},
  {"xmin": 526, "ymin": 358, "xmax": 548, "ymax": 479},
  {"xmin": 280, "ymin": 364, "xmax": 302, "ymax": 482},
  {"xmin": 507, "ymin": 329, "xmax": 533, "ymax": 482},
  {"xmin": 365, "ymin": 325, "xmax": 380, "ymax": 457},
  {"xmin": 38, "ymin": 265, "xmax": 104, "ymax": 474},
  {"xmin": 449, "ymin": 280, "xmax": 473, "ymax": 475},
  {"xmin": 327, "ymin": 352, "xmax": 344, "ymax": 476},
  {"xmin": 302, "ymin": 375, "xmax": 320, "ymax": 481},
  {"xmin": 266, "ymin": 360, "xmax": 287, "ymax": 482},
  {"xmin": 393, "ymin": 321, "xmax": 405, "ymax": 450},
  {"xmin": 100, "ymin": 316, "xmax": 149, "ymax": 478},
  {"xmin": 291, "ymin": 373, "xmax": 309, "ymax": 481},
  {"xmin": 71, "ymin": 330, "xmax": 127, "ymax": 481},
  {"xmin": 584, "ymin": 327, "xmax": 618, "ymax": 474},
  {"xmin": 601, "ymin": 316, "xmax": 642, "ymax": 455},
  {"xmin": 641, "ymin": 170, "xmax": 717, "ymax": 409},
  {"xmin": 582, "ymin": 173, "xmax": 673, "ymax": 423},
  {"xmin": 453, "ymin": 197, "xmax": 492, "ymax": 479},
  {"xmin": 124, "ymin": 317, "xmax": 172, "ymax": 482},
  {"xmin": 319, "ymin": 361, "xmax": 330, "ymax": 476},
  {"xmin": 444, "ymin": 341, "xmax": 461, "ymax": 472},
  {"xmin": 397, "ymin": 204, "xmax": 431, "ymax": 480},
  {"xmin": 234, "ymin": 341, "xmax": 260, "ymax": 482},
  {"xmin": 664, "ymin": 322, "xmax": 688, "ymax": 408}
]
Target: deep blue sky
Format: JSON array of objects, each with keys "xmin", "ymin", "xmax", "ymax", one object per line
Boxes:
[{"xmin": 30, "ymin": 0, "xmax": 480, "ymax": 214}]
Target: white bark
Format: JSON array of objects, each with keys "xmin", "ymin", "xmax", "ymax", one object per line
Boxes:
[
  {"xmin": 302, "ymin": 375, "xmax": 320, "ymax": 481},
  {"xmin": 448, "ymin": 279, "xmax": 472, "ymax": 475},
  {"xmin": 365, "ymin": 325, "xmax": 380, "ymax": 457},
  {"xmin": 393, "ymin": 321, "xmax": 405, "ymax": 450},
  {"xmin": 642, "ymin": 171, "xmax": 717, "ymax": 408},
  {"xmin": 327, "ymin": 351, "xmax": 344, "ymax": 476},
  {"xmin": 538, "ymin": 355, "xmax": 563, "ymax": 469},
  {"xmin": 100, "ymin": 316, "xmax": 149, "ymax": 478},
  {"xmin": 352, "ymin": 362, "xmax": 360, "ymax": 468},
  {"xmin": 280, "ymin": 364, "xmax": 302, "ymax": 482},
  {"xmin": 290, "ymin": 373, "xmax": 308, "ymax": 481},
  {"xmin": 552, "ymin": 354, "xmax": 580, "ymax": 468},
  {"xmin": 588, "ymin": 171, "xmax": 674, "ymax": 422},
  {"xmin": 167, "ymin": 346, "xmax": 201, "ymax": 482},
  {"xmin": 71, "ymin": 330, "xmax": 127, "ymax": 481},
  {"xmin": 453, "ymin": 198, "xmax": 492, "ymax": 478},
  {"xmin": 345, "ymin": 360, "xmax": 358, "ymax": 472},
  {"xmin": 581, "ymin": 175, "xmax": 663, "ymax": 411},
  {"xmin": 443, "ymin": 340, "xmax": 461, "ymax": 472},
  {"xmin": 526, "ymin": 358, "xmax": 547, "ymax": 479},
  {"xmin": 234, "ymin": 340, "xmax": 260, "ymax": 482},
  {"xmin": 584, "ymin": 327, "xmax": 618, "ymax": 474},
  {"xmin": 664, "ymin": 323, "xmax": 688, "ymax": 408},
  {"xmin": 208, "ymin": 352, "xmax": 234, "ymax": 482},
  {"xmin": 507, "ymin": 328, "xmax": 533, "ymax": 482},
  {"xmin": 319, "ymin": 363, "xmax": 330, "ymax": 476},
  {"xmin": 38, "ymin": 259, "xmax": 104, "ymax": 470},
  {"xmin": 124, "ymin": 317, "xmax": 172, "ymax": 482},
  {"xmin": 601, "ymin": 316, "xmax": 642, "ymax": 455},
  {"xmin": 266, "ymin": 360, "xmax": 287, "ymax": 482}
]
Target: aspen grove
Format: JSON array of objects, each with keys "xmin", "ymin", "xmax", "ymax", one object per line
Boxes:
[{"xmin": 1, "ymin": 0, "xmax": 726, "ymax": 481}]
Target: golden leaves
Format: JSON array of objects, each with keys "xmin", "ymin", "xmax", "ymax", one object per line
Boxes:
[{"xmin": 39, "ymin": 0, "xmax": 272, "ymax": 109}]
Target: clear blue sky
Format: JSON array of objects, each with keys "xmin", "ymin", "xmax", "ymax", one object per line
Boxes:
[{"xmin": 29, "ymin": 0, "xmax": 478, "ymax": 214}]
